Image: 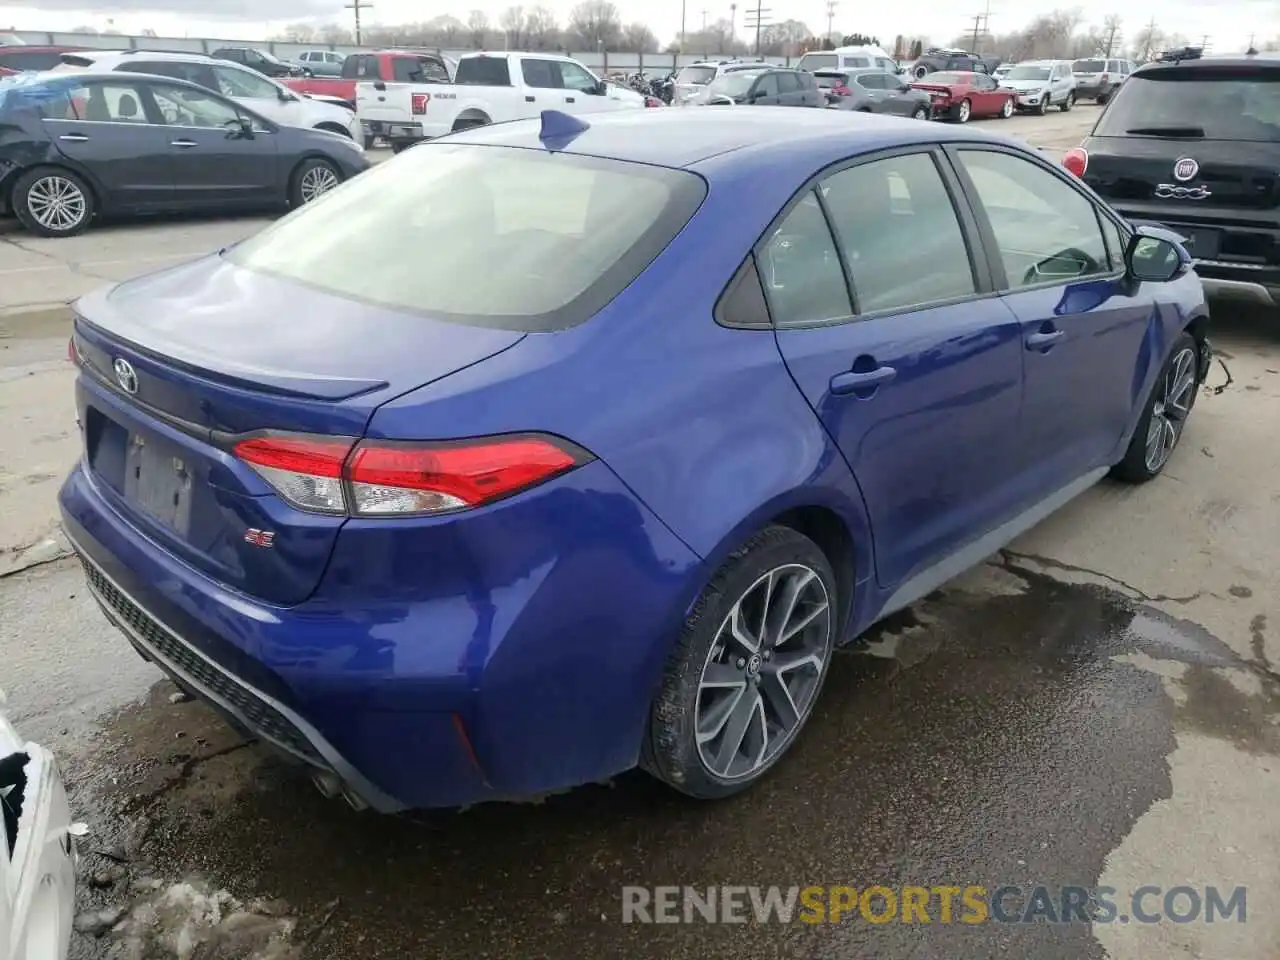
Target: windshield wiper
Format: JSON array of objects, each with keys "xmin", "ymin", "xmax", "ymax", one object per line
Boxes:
[{"xmin": 1125, "ymin": 125, "xmax": 1206, "ymax": 137}]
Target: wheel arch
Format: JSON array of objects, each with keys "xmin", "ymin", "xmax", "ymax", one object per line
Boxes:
[
  {"xmin": 452, "ymin": 107, "xmax": 492, "ymax": 130},
  {"xmin": 1184, "ymin": 311, "xmax": 1212, "ymax": 381},
  {"xmin": 6, "ymin": 162, "xmax": 104, "ymax": 217},
  {"xmin": 313, "ymin": 120, "xmax": 351, "ymax": 138}
]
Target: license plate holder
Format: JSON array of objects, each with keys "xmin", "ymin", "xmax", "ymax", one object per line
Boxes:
[
  {"xmin": 123, "ymin": 434, "xmax": 193, "ymax": 536},
  {"xmin": 1178, "ymin": 228, "xmax": 1221, "ymax": 260}
]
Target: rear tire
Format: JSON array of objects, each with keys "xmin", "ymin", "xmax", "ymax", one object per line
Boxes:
[
  {"xmin": 12, "ymin": 166, "xmax": 94, "ymax": 238},
  {"xmin": 1097, "ymin": 93, "xmax": 1110, "ymax": 104},
  {"xmin": 288, "ymin": 157, "xmax": 341, "ymax": 208},
  {"xmin": 363, "ymin": 134, "xmax": 377, "ymax": 150},
  {"xmin": 642, "ymin": 526, "xmax": 838, "ymax": 800},
  {"xmin": 911, "ymin": 105, "xmax": 929, "ymax": 120},
  {"xmin": 1111, "ymin": 333, "xmax": 1200, "ymax": 483}
]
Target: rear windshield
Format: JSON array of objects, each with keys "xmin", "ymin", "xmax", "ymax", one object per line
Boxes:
[
  {"xmin": 1094, "ymin": 69, "xmax": 1280, "ymax": 142},
  {"xmin": 813, "ymin": 72, "xmax": 847, "ymax": 88},
  {"xmin": 676, "ymin": 65, "xmax": 717, "ymax": 84},
  {"xmin": 455, "ymin": 56, "xmax": 511, "ymax": 86},
  {"xmin": 1073, "ymin": 59, "xmax": 1105, "ymax": 72},
  {"xmin": 227, "ymin": 144, "xmax": 707, "ymax": 331},
  {"xmin": 392, "ymin": 55, "xmax": 448, "ymax": 83},
  {"xmin": 796, "ymin": 54, "xmax": 838, "ymax": 72},
  {"xmin": 1006, "ymin": 65, "xmax": 1050, "ymax": 80}
]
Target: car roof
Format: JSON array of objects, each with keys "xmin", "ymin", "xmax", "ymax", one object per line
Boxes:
[
  {"xmin": 447, "ymin": 107, "xmax": 1024, "ymax": 172},
  {"xmin": 62, "ymin": 49, "xmax": 220, "ymax": 64},
  {"xmin": 9, "ymin": 68, "xmax": 210, "ymax": 88},
  {"xmin": 1136, "ymin": 51, "xmax": 1280, "ymax": 72}
]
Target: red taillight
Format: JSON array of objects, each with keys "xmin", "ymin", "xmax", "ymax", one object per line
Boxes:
[
  {"xmin": 645, "ymin": 96, "xmax": 662, "ymax": 107},
  {"xmin": 1100, "ymin": 72, "xmax": 1109, "ymax": 81},
  {"xmin": 833, "ymin": 84, "xmax": 852, "ymax": 97},
  {"xmin": 233, "ymin": 432, "xmax": 588, "ymax": 517},
  {"xmin": 67, "ymin": 336, "xmax": 77, "ymax": 364},
  {"xmin": 411, "ymin": 92, "xmax": 430, "ymax": 115},
  {"xmin": 1063, "ymin": 147, "xmax": 1088, "ymax": 178}
]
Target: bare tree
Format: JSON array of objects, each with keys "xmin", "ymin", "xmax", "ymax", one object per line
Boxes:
[
  {"xmin": 568, "ymin": 0, "xmax": 622, "ymax": 50},
  {"xmin": 500, "ymin": 6, "xmax": 526, "ymax": 48},
  {"xmin": 467, "ymin": 9, "xmax": 491, "ymax": 48},
  {"xmin": 1130, "ymin": 22, "xmax": 1164, "ymax": 61},
  {"xmin": 620, "ymin": 21, "xmax": 659, "ymax": 52},
  {"xmin": 1101, "ymin": 14, "xmax": 1122, "ymax": 56},
  {"xmin": 525, "ymin": 5, "xmax": 561, "ymax": 49}
]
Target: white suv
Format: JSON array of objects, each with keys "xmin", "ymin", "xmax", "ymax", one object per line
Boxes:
[
  {"xmin": 671, "ymin": 58, "xmax": 772, "ymax": 105},
  {"xmin": 999, "ymin": 59, "xmax": 1078, "ymax": 114},
  {"xmin": 50, "ymin": 49, "xmax": 362, "ymax": 143}
]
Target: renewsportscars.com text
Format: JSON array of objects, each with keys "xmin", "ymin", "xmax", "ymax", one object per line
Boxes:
[{"xmin": 621, "ymin": 885, "xmax": 1247, "ymax": 925}]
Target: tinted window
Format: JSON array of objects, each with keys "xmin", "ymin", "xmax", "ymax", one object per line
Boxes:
[
  {"xmin": 857, "ymin": 73, "xmax": 886, "ymax": 89},
  {"xmin": 842, "ymin": 56, "xmax": 871, "ymax": 68},
  {"xmin": 1074, "ymin": 59, "xmax": 1104, "ymax": 72},
  {"xmin": 228, "ymin": 145, "xmax": 707, "ymax": 331},
  {"xmin": 796, "ymin": 54, "xmax": 838, "ymax": 72},
  {"xmin": 776, "ymin": 71, "xmax": 801, "ymax": 93},
  {"xmin": 520, "ymin": 57, "xmax": 559, "ymax": 88},
  {"xmin": 957, "ymin": 149, "xmax": 1110, "ymax": 289},
  {"xmin": 213, "ymin": 65, "xmax": 277, "ymax": 98},
  {"xmin": 821, "ymin": 153, "xmax": 975, "ymax": 313},
  {"xmin": 813, "ymin": 73, "xmax": 848, "ymax": 89},
  {"xmin": 396, "ymin": 56, "xmax": 449, "ymax": 82},
  {"xmin": 0, "ymin": 50, "xmax": 68, "ymax": 71},
  {"xmin": 341, "ymin": 55, "xmax": 372, "ymax": 78},
  {"xmin": 758, "ymin": 192, "xmax": 851, "ymax": 326},
  {"xmin": 1095, "ymin": 69, "xmax": 1280, "ymax": 142},
  {"xmin": 456, "ymin": 56, "xmax": 512, "ymax": 86},
  {"xmin": 1007, "ymin": 65, "xmax": 1050, "ymax": 80},
  {"xmin": 755, "ymin": 73, "xmax": 780, "ymax": 96}
]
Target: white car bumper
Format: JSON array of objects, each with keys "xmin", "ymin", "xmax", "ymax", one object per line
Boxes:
[
  {"xmin": 1015, "ymin": 90, "xmax": 1048, "ymax": 107},
  {"xmin": 1, "ymin": 696, "xmax": 78, "ymax": 960}
]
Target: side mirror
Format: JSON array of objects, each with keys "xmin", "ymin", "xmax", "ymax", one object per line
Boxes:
[
  {"xmin": 236, "ymin": 116, "xmax": 255, "ymax": 137},
  {"xmin": 595, "ymin": 79, "xmax": 608, "ymax": 95},
  {"xmin": 1126, "ymin": 234, "xmax": 1185, "ymax": 282},
  {"xmin": 750, "ymin": 89, "xmax": 766, "ymax": 101}
]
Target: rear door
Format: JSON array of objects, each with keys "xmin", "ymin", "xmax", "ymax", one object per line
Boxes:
[
  {"xmin": 42, "ymin": 78, "xmax": 174, "ymax": 211},
  {"xmin": 557, "ymin": 59, "xmax": 623, "ymax": 113},
  {"xmin": 949, "ymin": 145, "xmax": 1152, "ymax": 497},
  {"xmin": 855, "ymin": 72, "xmax": 888, "ymax": 109},
  {"xmin": 769, "ymin": 148, "xmax": 1026, "ymax": 591},
  {"xmin": 147, "ymin": 80, "xmax": 278, "ymax": 207},
  {"xmin": 519, "ymin": 56, "xmax": 563, "ymax": 109}
]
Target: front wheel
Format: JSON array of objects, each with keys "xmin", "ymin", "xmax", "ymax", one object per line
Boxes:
[
  {"xmin": 1037, "ymin": 94, "xmax": 1050, "ymax": 115},
  {"xmin": 954, "ymin": 98, "xmax": 972, "ymax": 123},
  {"xmin": 642, "ymin": 526, "xmax": 837, "ymax": 800},
  {"xmin": 999, "ymin": 96, "xmax": 1014, "ymax": 119},
  {"xmin": 289, "ymin": 157, "xmax": 341, "ymax": 207},
  {"xmin": 911, "ymin": 105, "xmax": 930, "ymax": 121},
  {"xmin": 12, "ymin": 167, "xmax": 94, "ymax": 237},
  {"xmin": 1111, "ymin": 333, "xmax": 1201, "ymax": 483}
]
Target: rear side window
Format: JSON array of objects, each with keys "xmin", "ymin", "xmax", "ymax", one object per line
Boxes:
[
  {"xmin": 392, "ymin": 56, "xmax": 448, "ymax": 83},
  {"xmin": 521, "ymin": 58, "xmax": 560, "ymax": 88},
  {"xmin": 227, "ymin": 145, "xmax": 707, "ymax": 331},
  {"xmin": 857, "ymin": 74, "xmax": 885, "ymax": 89},
  {"xmin": 842, "ymin": 56, "xmax": 871, "ymax": 68},
  {"xmin": 456, "ymin": 56, "xmax": 512, "ymax": 86},
  {"xmin": 758, "ymin": 192, "xmax": 852, "ymax": 327},
  {"xmin": 0, "ymin": 50, "xmax": 67, "ymax": 71},
  {"xmin": 1074, "ymin": 59, "xmax": 1104, "ymax": 72},
  {"xmin": 129, "ymin": 61, "xmax": 218, "ymax": 92},
  {"xmin": 343, "ymin": 55, "xmax": 378, "ymax": 79},
  {"xmin": 1094, "ymin": 68, "xmax": 1280, "ymax": 142},
  {"xmin": 776, "ymin": 72, "xmax": 801, "ymax": 93}
]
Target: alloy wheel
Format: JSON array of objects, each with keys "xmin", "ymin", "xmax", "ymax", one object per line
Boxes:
[
  {"xmin": 1144, "ymin": 346, "xmax": 1197, "ymax": 473},
  {"xmin": 1001, "ymin": 97, "xmax": 1013, "ymax": 118},
  {"xmin": 912, "ymin": 106, "xmax": 929, "ymax": 120},
  {"xmin": 299, "ymin": 165, "xmax": 340, "ymax": 203},
  {"xmin": 694, "ymin": 564, "xmax": 831, "ymax": 781},
  {"xmin": 957, "ymin": 100, "xmax": 971, "ymax": 122},
  {"xmin": 26, "ymin": 176, "xmax": 86, "ymax": 233}
]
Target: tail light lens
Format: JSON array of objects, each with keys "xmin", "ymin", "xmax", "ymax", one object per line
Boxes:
[
  {"xmin": 411, "ymin": 93, "xmax": 430, "ymax": 115},
  {"xmin": 234, "ymin": 433, "xmax": 590, "ymax": 517},
  {"xmin": 644, "ymin": 96, "xmax": 662, "ymax": 107},
  {"xmin": 1063, "ymin": 147, "xmax": 1088, "ymax": 178},
  {"xmin": 67, "ymin": 335, "xmax": 79, "ymax": 364},
  {"xmin": 1100, "ymin": 72, "xmax": 1109, "ymax": 81},
  {"xmin": 834, "ymin": 84, "xmax": 852, "ymax": 97}
]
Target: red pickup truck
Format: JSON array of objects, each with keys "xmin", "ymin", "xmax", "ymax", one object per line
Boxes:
[{"xmin": 281, "ymin": 50, "xmax": 453, "ymax": 113}]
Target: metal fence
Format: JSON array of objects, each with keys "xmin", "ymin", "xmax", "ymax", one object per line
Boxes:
[{"xmin": 5, "ymin": 29, "xmax": 793, "ymax": 73}]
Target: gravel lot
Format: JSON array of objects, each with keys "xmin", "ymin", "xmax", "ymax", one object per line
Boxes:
[{"xmin": 3, "ymin": 106, "xmax": 1278, "ymax": 960}]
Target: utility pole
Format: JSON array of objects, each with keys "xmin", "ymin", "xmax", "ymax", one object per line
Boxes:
[
  {"xmin": 742, "ymin": 0, "xmax": 770, "ymax": 57},
  {"xmin": 1199, "ymin": 34, "xmax": 1209, "ymax": 51},
  {"xmin": 969, "ymin": 13, "xmax": 982, "ymax": 52},
  {"xmin": 825, "ymin": 0, "xmax": 837, "ymax": 43},
  {"xmin": 700, "ymin": 8, "xmax": 709, "ymax": 55},
  {"xmin": 1248, "ymin": 32, "xmax": 1256, "ymax": 51},
  {"xmin": 730, "ymin": 2, "xmax": 737, "ymax": 42},
  {"xmin": 680, "ymin": 0, "xmax": 687, "ymax": 54},
  {"xmin": 344, "ymin": 0, "xmax": 371, "ymax": 44}
]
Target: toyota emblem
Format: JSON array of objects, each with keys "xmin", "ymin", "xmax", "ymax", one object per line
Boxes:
[
  {"xmin": 112, "ymin": 358, "xmax": 138, "ymax": 394},
  {"xmin": 1173, "ymin": 157, "xmax": 1199, "ymax": 182}
]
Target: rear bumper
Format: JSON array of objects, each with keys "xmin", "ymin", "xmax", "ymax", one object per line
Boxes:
[
  {"xmin": 59, "ymin": 456, "xmax": 704, "ymax": 810},
  {"xmin": 360, "ymin": 119, "xmax": 423, "ymax": 142},
  {"xmin": 1074, "ymin": 82, "xmax": 1112, "ymax": 98}
]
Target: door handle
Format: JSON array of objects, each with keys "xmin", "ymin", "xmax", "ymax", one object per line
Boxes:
[
  {"xmin": 565, "ymin": 96, "xmax": 576, "ymax": 103},
  {"xmin": 1025, "ymin": 329, "xmax": 1064, "ymax": 349},
  {"xmin": 830, "ymin": 364, "xmax": 897, "ymax": 394},
  {"xmin": 525, "ymin": 95, "xmax": 535, "ymax": 102},
  {"xmin": 58, "ymin": 134, "xmax": 89, "ymax": 142},
  {"xmin": 170, "ymin": 139, "xmax": 198, "ymax": 147}
]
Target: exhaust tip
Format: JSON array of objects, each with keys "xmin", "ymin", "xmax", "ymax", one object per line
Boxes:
[
  {"xmin": 340, "ymin": 786, "xmax": 369, "ymax": 812},
  {"xmin": 311, "ymin": 770, "xmax": 341, "ymax": 799}
]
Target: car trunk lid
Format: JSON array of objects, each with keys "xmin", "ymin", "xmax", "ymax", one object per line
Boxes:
[{"xmin": 71, "ymin": 254, "xmax": 524, "ymax": 605}]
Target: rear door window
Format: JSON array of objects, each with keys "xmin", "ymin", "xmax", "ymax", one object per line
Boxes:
[
  {"xmin": 212, "ymin": 65, "xmax": 278, "ymax": 98},
  {"xmin": 456, "ymin": 56, "xmax": 512, "ymax": 86},
  {"xmin": 1094, "ymin": 68, "xmax": 1280, "ymax": 141},
  {"xmin": 759, "ymin": 192, "xmax": 852, "ymax": 327},
  {"xmin": 346, "ymin": 55, "xmax": 380, "ymax": 79},
  {"xmin": 520, "ymin": 57, "xmax": 560, "ymax": 88}
]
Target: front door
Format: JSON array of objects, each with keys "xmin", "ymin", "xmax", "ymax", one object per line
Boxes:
[
  {"xmin": 43, "ymin": 79, "xmax": 174, "ymax": 211},
  {"xmin": 948, "ymin": 146, "xmax": 1153, "ymax": 502},
  {"xmin": 558, "ymin": 60, "xmax": 624, "ymax": 114},
  {"xmin": 768, "ymin": 149, "xmax": 1025, "ymax": 590},
  {"xmin": 749, "ymin": 72, "xmax": 782, "ymax": 105},
  {"xmin": 146, "ymin": 81, "xmax": 278, "ymax": 208},
  {"xmin": 969, "ymin": 73, "xmax": 1002, "ymax": 114},
  {"xmin": 210, "ymin": 63, "xmax": 290, "ymax": 123}
]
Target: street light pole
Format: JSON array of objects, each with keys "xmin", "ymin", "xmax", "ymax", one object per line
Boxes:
[{"xmin": 344, "ymin": 0, "xmax": 371, "ymax": 45}]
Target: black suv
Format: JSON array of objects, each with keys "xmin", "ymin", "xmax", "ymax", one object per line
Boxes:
[
  {"xmin": 1071, "ymin": 48, "xmax": 1280, "ymax": 306},
  {"xmin": 211, "ymin": 46, "xmax": 302, "ymax": 78},
  {"xmin": 704, "ymin": 68, "xmax": 824, "ymax": 107},
  {"xmin": 908, "ymin": 47, "xmax": 998, "ymax": 80}
]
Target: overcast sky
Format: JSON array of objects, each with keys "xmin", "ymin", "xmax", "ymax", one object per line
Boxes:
[{"xmin": 1, "ymin": 0, "xmax": 1274, "ymax": 52}]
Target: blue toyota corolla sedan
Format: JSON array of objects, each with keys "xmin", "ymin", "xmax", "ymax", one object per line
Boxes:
[{"xmin": 60, "ymin": 108, "xmax": 1210, "ymax": 812}]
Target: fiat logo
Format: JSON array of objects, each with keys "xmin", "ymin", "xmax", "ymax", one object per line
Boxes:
[
  {"xmin": 112, "ymin": 358, "xmax": 138, "ymax": 394},
  {"xmin": 1173, "ymin": 157, "xmax": 1199, "ymax": 182}
]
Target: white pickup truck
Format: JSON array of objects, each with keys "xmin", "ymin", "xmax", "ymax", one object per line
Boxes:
[{"xmin": 356, "ymin": 51, "xmax": 648, "ymax": 150}]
